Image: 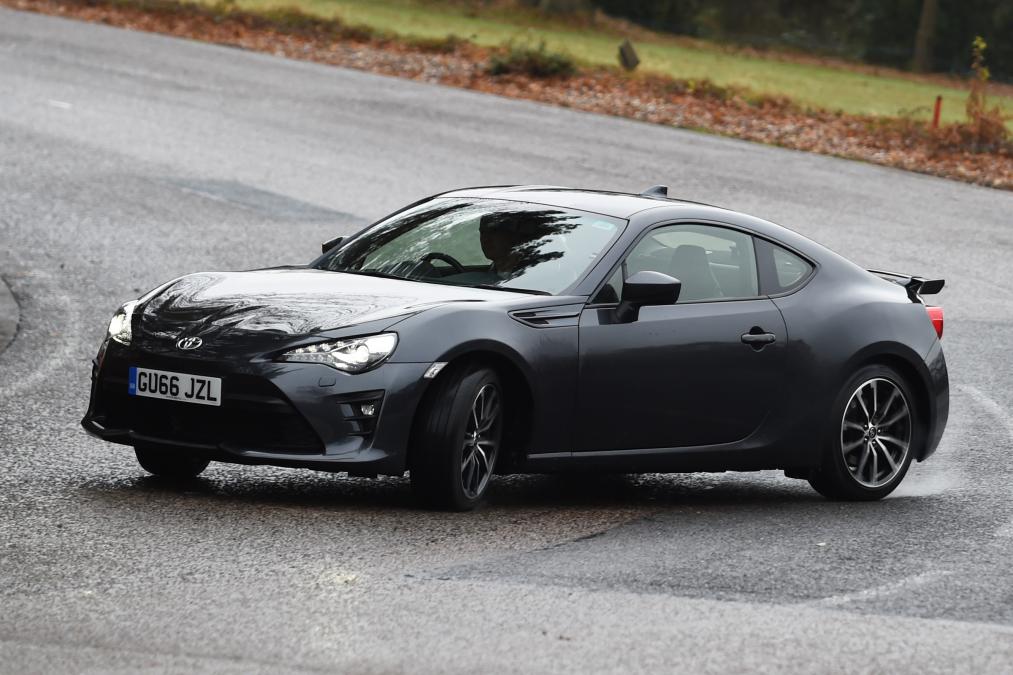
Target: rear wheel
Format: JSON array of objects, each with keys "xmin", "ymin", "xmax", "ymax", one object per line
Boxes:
[
  {"xmin": 809, "ymin": 365, "xmax": 917, "ymax": 501},
  {"xmin": 134, "ymin": 444, "xmax": 210, "ymax": 479},
  {"xmin": 410, "ymin": 365, "xmax": 503, "ymax": 511}
]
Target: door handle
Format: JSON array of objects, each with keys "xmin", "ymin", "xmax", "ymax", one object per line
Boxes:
[{"xmin": 741, "ymin": 330, "xmax": 777, "ymax": 348}]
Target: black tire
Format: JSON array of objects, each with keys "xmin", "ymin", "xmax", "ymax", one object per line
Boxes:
[
  {"xmin": 809, "ymin": 364, "xmax": 920, "ymax": 501},
  {"xmin": 409, "ymin": 364, "xmax": 504, "ymax": 511},
  {"xmin": 134, "ymin": 444, "xmax": 210, "ymax": 479}
]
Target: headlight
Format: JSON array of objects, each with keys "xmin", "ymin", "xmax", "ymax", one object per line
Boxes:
[
  {"xmin": 278, "ymin": 333, "xmax": 398, "ymax": 373},
  {"xmin": 107, "ymin": 300, "xmax": 138, "ymax": 346}
]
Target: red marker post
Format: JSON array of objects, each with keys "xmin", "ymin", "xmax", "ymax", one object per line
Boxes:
[{"xmin": 931, "ymin": 95, "xmax": 942, "ymax": 129}]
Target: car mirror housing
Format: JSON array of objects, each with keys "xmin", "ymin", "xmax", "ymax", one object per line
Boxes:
[
  {"xmin": 616, "ymin": 271, "xmax": 681, "ymax": 322},
  {"xmin": 321, "ymin": 236, "xmax": 344, "ymax": 254}
]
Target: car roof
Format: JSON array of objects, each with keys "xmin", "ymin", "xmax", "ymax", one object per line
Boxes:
[
  {"xmin": 440, "ymin": 185, "xmax": 729, "ymax": 220},
  {"xmin": 437, "ymin": 184, "xmax": 845, "ymax": 268}
]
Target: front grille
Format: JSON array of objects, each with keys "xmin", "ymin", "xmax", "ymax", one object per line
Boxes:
[{"xmin": 99, "ymin": 374, "xmax": 323, "ymax": 454}]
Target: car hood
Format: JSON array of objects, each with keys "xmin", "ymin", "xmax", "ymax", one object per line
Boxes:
[{"xmin": 135, "ymin": 268, "xmax": 500, "ymax": 357}]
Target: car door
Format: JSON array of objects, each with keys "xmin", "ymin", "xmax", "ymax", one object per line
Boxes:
[{"xmin": 576, "ymin": 223, "xmax": 787, "ymax": 452}]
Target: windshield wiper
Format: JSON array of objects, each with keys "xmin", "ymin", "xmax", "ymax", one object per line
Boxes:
[
  {"xmin": 336, "ymin": 269, "xmax": 407, "ymax": 281},
  {"xmin": 336, "ymin": 270, "xmax": 550, "ymax": 295},
  {"xmin": 464, "ymin": 284, "xmax": 550, "ymax": 296}
]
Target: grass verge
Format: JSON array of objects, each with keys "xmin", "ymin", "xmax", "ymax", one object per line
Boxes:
[{"xmin": 209, "ymin": 0, "xmax": 1013, "ymax": 127}]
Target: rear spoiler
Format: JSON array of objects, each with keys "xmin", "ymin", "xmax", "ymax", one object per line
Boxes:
[{"xmin": 868, "ymin": 269, "xmax": 945, "ymax": 299}]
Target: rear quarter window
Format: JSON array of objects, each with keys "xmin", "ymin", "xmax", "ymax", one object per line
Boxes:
[{"xmin": 757, "ymin": 239, "xmax": 814, "ymax": 294}]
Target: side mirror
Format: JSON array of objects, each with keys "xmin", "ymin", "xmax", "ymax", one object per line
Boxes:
[
  {"xmin": 321, "ymin": 236, "xmax": 344, "ymax": 254},
  {"xmin": 616, "ymin": 271, "xmax": 681, "ymax": 322}
]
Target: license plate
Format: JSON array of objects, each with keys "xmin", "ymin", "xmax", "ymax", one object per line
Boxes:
[{"xmin": 128, "ymin": 367, "xmax": 222, "ymax": 406}]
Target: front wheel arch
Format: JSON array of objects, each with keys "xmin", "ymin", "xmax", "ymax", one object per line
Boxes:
[{"xmin": 408, "ymin": 350, "xmax": 533, "ymax": 474}]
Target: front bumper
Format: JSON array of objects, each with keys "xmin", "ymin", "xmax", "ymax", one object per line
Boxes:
[{"xmin": 81, "ymin": 341, "xmax": 432, "ymax": 475}]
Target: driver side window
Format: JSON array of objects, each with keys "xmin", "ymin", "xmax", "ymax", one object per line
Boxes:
[{"xmin": 594, "ymin": 224, "xmax": 759, "ymax": 304}]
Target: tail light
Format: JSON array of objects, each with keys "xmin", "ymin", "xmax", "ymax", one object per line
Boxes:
[{"xmin": 926, "ymin": 305, "xmax": 943, "ymax": 339}]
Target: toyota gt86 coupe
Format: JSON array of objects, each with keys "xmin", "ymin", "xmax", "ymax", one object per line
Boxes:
[{"xmin": 83, "ymin": 185, "xmax": 949, "ymax": 510}]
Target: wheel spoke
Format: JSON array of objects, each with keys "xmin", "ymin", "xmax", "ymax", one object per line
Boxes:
[
  {"xmin": 856, "ymin": 386, "xmax": 872, "ymax": 422},
  {"xmin": 477, "ymin": 405, "xmax": 498, "ymax": 433},
  {"xmin": 878, "ymin": 434, "xmax": 907, "ymax": 448},
  {"xmin": 463, "ymin": 454, "xmax": 478, "ymax": 493},
  {"xmin": 875, "ymin": 439, "xmax": 899, "ymax": 472},
  {"xmin": 855, "ymin": 443, "xmax": 871, "ymax": 478},
  {"xmin": 475, "ymin": 445, "xmax": 489, "ymax": 476},
  {"xmin": 843, "ymin": 420, "xmax": 866, "ymax": 433},
  {"xmin": 843, "ymin": 438, "xmax": 866, "ymax": 453},
  {"xmin": 870, "ymin": 444, "xmax": 879, "ymax": 483},
  {"xmin": 482, "ymin": 390, "xmax": 499, "ymax": 424},
  {"xmin": 874, "ymin": 389, "xmax": 900, "ymax": 423},
  {"xmin": 878, "ymin": 408, "xmax": 907, "ymax": 428},
  {"xmin": 474, "ymin": 389, "xmax": 486, "ymax": 423},
  {"xmin": 460, "ymin": 383, "xmax": 501, "ymax": 498}
]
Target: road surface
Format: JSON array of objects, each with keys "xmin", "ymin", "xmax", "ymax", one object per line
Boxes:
[{"xmin": 1, "ymin": 9, "xmax": 1012, "ymax": 673}]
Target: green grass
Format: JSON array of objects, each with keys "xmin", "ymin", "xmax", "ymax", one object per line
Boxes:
[{"xmin": 209, "ymin": 0, "xmax": 1013, "ymax": 126}]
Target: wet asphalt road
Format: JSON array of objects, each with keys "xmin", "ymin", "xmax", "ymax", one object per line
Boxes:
[{"xmin": 2, "ymin": 8, "xmax": 1013, "ymax": 673}]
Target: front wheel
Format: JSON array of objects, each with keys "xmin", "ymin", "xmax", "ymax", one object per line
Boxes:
[
  {"xmin": 809, "ymin": 365, "xmax": 918, "ymax": 501},
  {"xmin": 410, "ymin": 365, "xmax": 503, "ymax": 510},
  {"xmin": 135, "ymin": 444, "xmax": 210, "ymax": 479}
]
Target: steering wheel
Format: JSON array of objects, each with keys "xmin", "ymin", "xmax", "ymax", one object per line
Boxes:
[{"xmin": 409, "ymin": 252, "xmax": 466, "ymax": 278}]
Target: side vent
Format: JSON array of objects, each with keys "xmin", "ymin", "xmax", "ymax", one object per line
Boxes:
[{"xmin": 509, "ymin": 304, "xmax": 584, "ymax": 328}]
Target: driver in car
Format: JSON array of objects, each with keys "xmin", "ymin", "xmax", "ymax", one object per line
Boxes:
[
  {"xmin": 443, "ymin": 214, "xmax": 536, "ymax": 285},
  {"xmin": 480, "ymin": 214, "xmax": 531, "ymax": 279}
]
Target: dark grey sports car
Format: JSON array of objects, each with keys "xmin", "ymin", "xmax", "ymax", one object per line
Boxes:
[{"xmin": 83, "ymin": 185, "xmax": 948, "ymax": 509}]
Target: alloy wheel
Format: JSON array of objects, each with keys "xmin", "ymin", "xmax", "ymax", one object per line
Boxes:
[
  {"xmin": 840, "ymin": 377, "xmax": 912, "ymax": 488},
  {"xmin": 461, "ymin": 383, "xmax": 500, "ymax": 499}
]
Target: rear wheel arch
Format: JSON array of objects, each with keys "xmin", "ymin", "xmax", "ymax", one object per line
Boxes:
[
  {"xmin": 841, "ymin": 345, "xmax": 933, "ymax": 460},
  {"xmin": 808, "ymin": 362, "xmax": 919, "ymax": 500}
]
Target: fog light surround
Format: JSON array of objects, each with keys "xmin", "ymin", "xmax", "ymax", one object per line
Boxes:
[{"xmin": 333, "ymin": 390, "xmax": 385, "ymax": 437}]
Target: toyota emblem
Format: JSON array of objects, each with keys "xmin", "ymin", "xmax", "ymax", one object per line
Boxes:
[{"xmin": 176, "ymin": 336, "xmax": 203, "ymax": 350}]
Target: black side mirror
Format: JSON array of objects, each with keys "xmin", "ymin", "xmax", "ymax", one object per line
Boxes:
[
  {"xmin": 616, "ymin": 271, "xmax": 681, "ymax": 322},
  {"xmin": 321, "ymin": 236, "xmax": 344, "ymax": 254}
]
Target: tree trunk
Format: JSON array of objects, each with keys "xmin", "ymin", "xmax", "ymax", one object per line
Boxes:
[{"xmin": 912, "ymin": 0, "xmax": 939, "ymax": 73}]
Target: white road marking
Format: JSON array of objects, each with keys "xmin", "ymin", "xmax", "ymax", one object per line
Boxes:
[
  {"xmin": 0, "ymin": 272, "xmax": 82, "ymax": 402},
  {"xmin": 958, "ymin": 384, "xmax": 1013, "ymax": 442},
  {"xmin": 956, "ymin": 384, "xmax": 1013, "ymax": 539},
  {"xmin": 46, "ymin": 99, "xmax": 72, "ymax": 109},
  {"xmin": 813, "ymin": 570, "xmax": 952, "ymax": 608}
]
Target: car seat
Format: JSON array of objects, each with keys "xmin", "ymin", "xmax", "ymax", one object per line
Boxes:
[{"xmin": 668, "ymin": 244, "xmax": 722, "ymax": 302}]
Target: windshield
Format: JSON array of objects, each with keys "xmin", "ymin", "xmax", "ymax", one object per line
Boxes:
[{"xmin": 314, "ymin": 198, "xmax": 625, "ymax": 295}]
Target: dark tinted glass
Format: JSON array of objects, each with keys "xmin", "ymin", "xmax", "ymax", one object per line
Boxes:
[
  {"xmin": 594, "ymin": 224, "xmax": 759, "ymax": 303},
  {"xmin": 316, "ymin": 198, "xmax": 624, "ymax": 295},
  {"xmin": 770, "ymin": 245, "xmax": 813, "ymax": 293}
]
